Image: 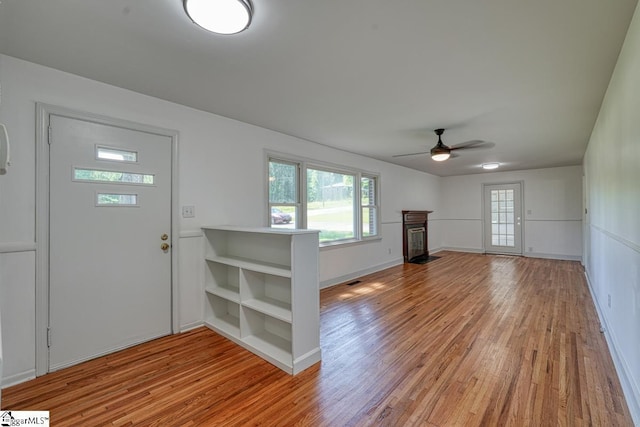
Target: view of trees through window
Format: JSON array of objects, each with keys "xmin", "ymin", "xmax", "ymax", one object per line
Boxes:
[
  {"xmin": 269, "ymin": 158, "xmax": 378, "ymax": 244},
  {"xmin": 307, "ymin": 168, "xmax": 354, "ymax": 242},
  {"xmin": 269, "ymin": 161, "xmax": 298, "ymax": 229}
]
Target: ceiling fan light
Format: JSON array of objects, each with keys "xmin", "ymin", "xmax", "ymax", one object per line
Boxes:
[
  {"xmin": 431, "ymin": 152, "xmax": 450, "ymax": 162},
  {"xmin": 482, "ymin": 162, "xmax": 500, "ymax": 170},
  {"xmin": 431, "ymin": 144, "xmax": 451, "ymax": 161},
  {"xmin": 184, "ymin": 0, "xmax": 253, "ymax": 35}
]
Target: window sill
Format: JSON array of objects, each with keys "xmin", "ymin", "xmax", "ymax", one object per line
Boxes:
[{"xmin": 319, "ymin": 236, "xmax": 382, "ymax": 251}]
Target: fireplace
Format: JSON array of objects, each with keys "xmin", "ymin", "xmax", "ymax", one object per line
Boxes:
[{"xmin": 402, "ymin": 210, "xmax": 432, "ymax": 263}]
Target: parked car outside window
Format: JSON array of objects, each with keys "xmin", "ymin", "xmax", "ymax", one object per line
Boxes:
[{"xmin": 271, "ymin": 207, "xmax": 292, "ymax": 224}]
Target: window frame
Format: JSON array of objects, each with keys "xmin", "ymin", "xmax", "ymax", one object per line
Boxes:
[
  {"xmin": 306, "ymin": 164, "xmax": 357, "ymax": 244},
  {"xmin": 267, "ymin": 158, "xmax": 301, "ymax": 228},
  {"xmin": 267, "ymin": 152, "xmax": 380, "ymax": 247},
  {"xmin": 361, "ymin": 173, "xmax": 379, "ymax": 238}
]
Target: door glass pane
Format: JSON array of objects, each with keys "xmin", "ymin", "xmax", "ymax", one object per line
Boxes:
[
  {"xmin": 490, "ymin": 189, "xmax": 515, "ymax": 247},
  {"xmin": 96, "ymin": 146, "xmax": 138, "ymax": 162},
  {"xmin": 74, "ymin": 168, "xmax": 154, "ymax": 185},
  {"xmin": 97, "ymin": 193, "xmax": 139, "ymax": 206}
]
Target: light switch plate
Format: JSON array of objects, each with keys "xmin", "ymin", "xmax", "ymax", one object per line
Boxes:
[{"xmin": 182, "ymin": 205, "xmax": 195, "ymax": 218}]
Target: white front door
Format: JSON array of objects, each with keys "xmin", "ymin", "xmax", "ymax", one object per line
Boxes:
[
  {"xmin": 483, "ymin": 182, "xmax": 523, "ymax": 255},
  {"xmin": 48, "ymin": 114, "xmax": 173, "ymax": 371}
]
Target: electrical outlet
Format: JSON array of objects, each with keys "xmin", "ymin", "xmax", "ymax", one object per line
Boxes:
[
  {"xmin": 387, "ymin": 248, "xmax": 391, "ymax": 254},
  {"xmin": 182, "ymin": 205, "xmax": 195, "ymax": 218},
  {"xmin": 528, "ymin": 247, "xmax": 533, "ymax": 252}
]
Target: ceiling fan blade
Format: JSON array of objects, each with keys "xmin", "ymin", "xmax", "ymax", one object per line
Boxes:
[
  {"xmin": 392, "ymin": 151, "xmax": 430, "ymax": 158},
  {"xmin": 450, "ymin": 140, "xmax": 495, "ymax": 151}
]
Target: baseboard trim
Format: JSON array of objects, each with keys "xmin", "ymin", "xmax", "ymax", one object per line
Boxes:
[
  {"xmin": 584, "ymin": 270, "xmax": 640, "ymax": 426},
  {"xmin": 436, "ymin": 246, "xmax": 582, "ymax": 262},
  {"xmin": 436, "ymin": 246, "xmax": 485, "ymax": 254},
  {"xmin": 1, "ymin": 369, "xmax": 36, "ymax": 389},
  {"xmin": 524, "ymin": 252, "xmax": 582, "ymax": 261},
  {"xmin": 320, "ymin": 258, "xmax": 404, "ymax": 289},
  {"xmin": 179, "ymin": 321, "xmax": 204, "ymax": 333}
]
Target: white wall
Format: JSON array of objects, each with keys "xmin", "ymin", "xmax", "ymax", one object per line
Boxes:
[
  {"xmin": 0, "ymin": 54, "xmax": 441, "ymax": 386},
  {"xmin": 583, "ymin": 3, "xmax": 640, "ymax": 423},
  {"xmin": 438, "ymin": 166, "xmax": 583, "ymax": 259}
]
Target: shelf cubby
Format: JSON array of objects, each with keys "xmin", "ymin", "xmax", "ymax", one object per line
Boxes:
[
  {"xmin": 205, "ymin": 293, "xmax": 240, "ymax": 338},
  {"xmin": 241, "ymin": 269, "xmax": 292, "ymax": 323},
  {"xmin": 204, "ymin": 260, "xmax": 240, "ymax": 302}
]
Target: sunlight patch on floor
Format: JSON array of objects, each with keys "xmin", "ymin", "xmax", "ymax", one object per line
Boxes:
[{"xmin": 339, "ymin": 281, "xmax": 387, "ymax": 298}]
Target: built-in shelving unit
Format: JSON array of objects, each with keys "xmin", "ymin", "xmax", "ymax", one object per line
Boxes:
[{"xmin": 202, "ymin": 226, "xmax": 321, "ymax": 374}]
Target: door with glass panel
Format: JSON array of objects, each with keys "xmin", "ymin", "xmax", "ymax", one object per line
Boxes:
[
  {"xmin": 483, "ymin": 183, "xmax": 523, "ymax": 255},
  {"xmin": 48, "ymin": 114, "xmax": 173, "ymax": 371}
]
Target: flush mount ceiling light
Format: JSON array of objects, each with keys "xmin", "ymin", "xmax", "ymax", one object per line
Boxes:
[
  {"xmin": 482, "ymin": 162, "xmax": 500, "ymax": 170},
  {"xmin": 184, "ymin": 0, "xmax": 253, "ymax": 35}
]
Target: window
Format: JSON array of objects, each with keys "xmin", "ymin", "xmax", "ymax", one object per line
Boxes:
[
  {"xmin": 361, "ymin": 175, "xmax": 378, "ymax": 237},
  {"xmin": 307, "ymin": 168, "xmax": 355, "ymax": 242},
  {"xmin": 268, "ymin": 156, "xmax": 379, "ymax": 245},
  {"xmin": 490, "ymin": 189, "xmax": 515, "ymax": 247},
  {"xmin": 268, "ymin": 160, "xmax": 299, "ymax": 229}
]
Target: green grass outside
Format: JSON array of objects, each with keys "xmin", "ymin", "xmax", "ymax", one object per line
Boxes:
[{"xmin": 274, "ymin": 200, "xmax": 371, "ymax": 240}]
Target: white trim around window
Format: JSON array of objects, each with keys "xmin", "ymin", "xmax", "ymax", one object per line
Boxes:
[{"xmin": 266, "ymin": 151, "xmax": 380, "ymax": 247}]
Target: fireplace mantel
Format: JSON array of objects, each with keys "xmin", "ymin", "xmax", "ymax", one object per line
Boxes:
[{"xmin": 402, "ymin": 210, "xmax": 432, "ymax": 263}]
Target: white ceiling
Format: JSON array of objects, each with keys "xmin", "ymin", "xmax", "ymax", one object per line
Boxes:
[{"xmin": 0, "ymin": 0, "xmax": 637, "ymax": 176}]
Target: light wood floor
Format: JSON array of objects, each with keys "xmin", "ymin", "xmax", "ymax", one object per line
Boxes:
[{"xmin": 3, "ymin": 252, "xmax": 633, "ymax": 426}]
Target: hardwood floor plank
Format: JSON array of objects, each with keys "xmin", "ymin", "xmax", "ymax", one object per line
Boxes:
[{"xmin": 2, "ymin": 252, "xmax": 633, "ymax": 426}]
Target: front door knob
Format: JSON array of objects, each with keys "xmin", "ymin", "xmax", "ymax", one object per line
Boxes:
[{"xmin": 161, "ymin": 243, "xmax": 170, "ymax": 251}]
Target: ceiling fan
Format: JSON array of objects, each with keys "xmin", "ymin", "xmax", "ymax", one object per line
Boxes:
[{"xmin": 393, "ymin": 128, "xmax": 493, "ymax": 162}]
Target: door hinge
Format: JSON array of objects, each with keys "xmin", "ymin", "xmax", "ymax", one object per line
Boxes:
[
  {"xmin": 48, "ymin": 125, "xmax": 52, "ymax": 145},
  {"xmin": 47, "ymin": 327, "xmax": 52, "ymax": 347}
]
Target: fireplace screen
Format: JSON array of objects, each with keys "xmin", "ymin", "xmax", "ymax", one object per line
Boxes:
[
  {"xmin": 407, "ymin": 227, "xmax": 426, "ymax": 261},
  {"xmin": 402, "ymin": 210, "xmax": 431, "ymax": 263}
]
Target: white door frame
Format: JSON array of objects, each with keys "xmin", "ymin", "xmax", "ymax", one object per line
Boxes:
[
  {"xmin": 35, "ymin": 103, "xmax": 180, "ymax": 376},
  {"xmin": 482, "ymin": 181, "xmax": 524, "ymax": 255}
]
